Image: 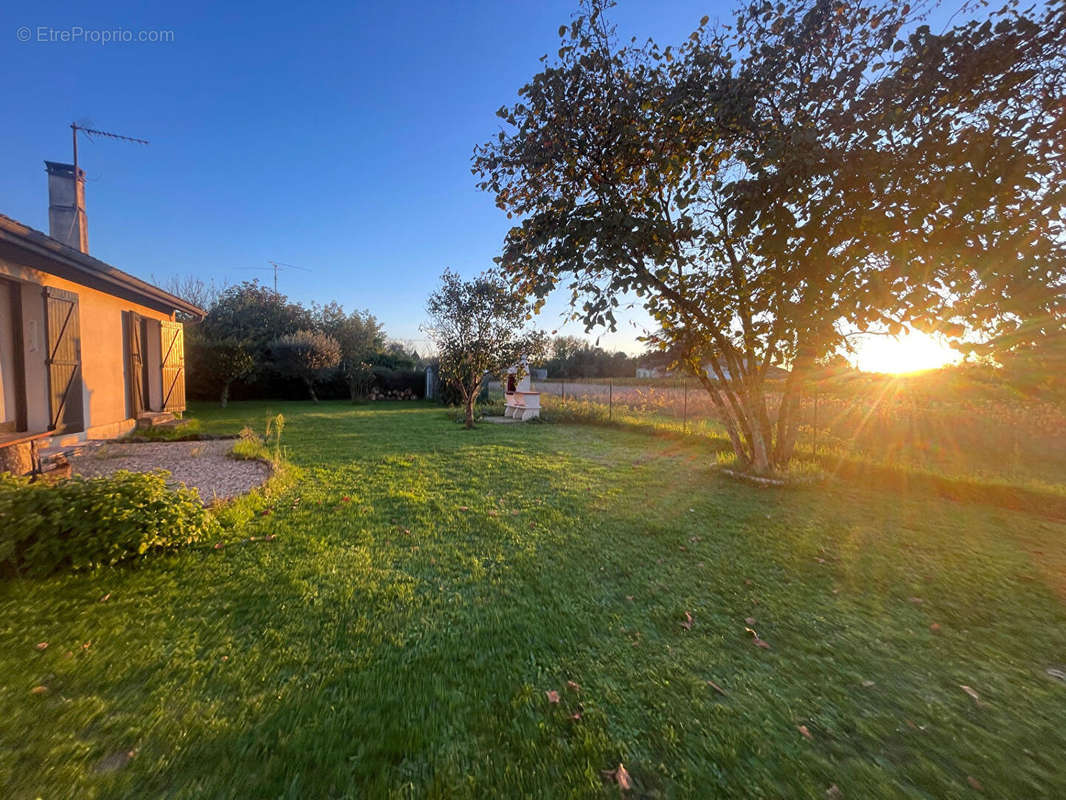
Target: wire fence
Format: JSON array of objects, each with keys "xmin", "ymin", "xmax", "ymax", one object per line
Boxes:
[{"xmin": 528, "ymin": 377, "xmax": 1066, "ymax": 487}]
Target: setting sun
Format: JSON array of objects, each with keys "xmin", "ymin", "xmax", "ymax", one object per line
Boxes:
[{"xmin": 855, "ymin": 331, "xmax": 960, "ymax": 374}]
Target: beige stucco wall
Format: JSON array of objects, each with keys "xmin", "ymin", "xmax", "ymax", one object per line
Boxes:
[{"xmin": 0, "ymin": 257, "xmax": 174, "ymax": 436}]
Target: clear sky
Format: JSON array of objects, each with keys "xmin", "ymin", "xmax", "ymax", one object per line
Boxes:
[{"xmin": 2, "ymin": 0, "xmax": 726, "ymax": 355}]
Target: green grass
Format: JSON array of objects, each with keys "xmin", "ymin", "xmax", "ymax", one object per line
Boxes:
[{"xmin": 2, "ymin": 400, "xmax": 1066, "ymax": 798}]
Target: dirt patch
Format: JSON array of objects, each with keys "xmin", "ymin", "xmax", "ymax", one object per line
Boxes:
[{"xmin": 71, "ymin": 440, "xmax": 271, "ymax": 504}]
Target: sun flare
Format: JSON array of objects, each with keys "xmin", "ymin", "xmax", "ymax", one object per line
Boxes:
[{"xmin": 855, "ymin": 331, "xmax": 960, "ymax": 375}]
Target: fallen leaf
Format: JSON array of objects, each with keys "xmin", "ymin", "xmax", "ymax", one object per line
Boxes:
[
  {"xmin": 861, "ymin": 680, "xmax": 876, "ymax": 688},
  {"xmin": 745, "ymin": 626, "xmax": 771, "ymax": 648},
  {"xmin": 546, "ymin": 690, "xmax": 560, "ymax": 704},
  {"xmin": 82, "ymin": 641, "xmax": 92, "ymax": 650},
  {"xmin": 570, "ymin": 711, "xmax": 582, "ymax": 721},
  {"xmin": 601, "ymin": 763, "xmax": 632, "ymax": 790},
  {"xmin": 99, "ymin": 593, "xmax": 111, "ymax": 603},
  {"xmin": 567, "ymin": 680, "xmax": 580, "ymax": 691},
  {"xmin": 960, "ymin": 685, "xmax": 981, "ymax": 705},
  {"xmin": 35, "ymin": 642, "xmax": 48, "ymax": 651},
  {"xmin": 213, "ymin": 542, "xmax": 224, "ymax": 550},
  {"xmin": 681, "ymin": 611, "xmax": 694, "ymax": 630},
  {"xmin": 798, "ymin": 725, "xmax": 813, "ymax": 741},
  {"xmin": 929, "ymin": 623, "xmax": 941, "ymax": 633},
  {"xmin": 30, "ymin": 685, "xmax": 48, "ymax": 695},
  {"xmin": 458, "ymin": 505, "xmax": 469, "ymax": 511},
  {"xmin": 745, "ymin": 617, "xmax": 756, "ymax": 626},
  {"xmin": 264, "ymin": 534, "xmax": 276, "ymax": 541},
  {"xmin": 707, "ymin": 680, "xmax": 727, "ymax": 696},
  {"xmin": 967, "ymin": 776, "xmax": 983, "ymax": 791},
  {"xmin": 908, "ymin": 596, "xmax": 923, "ymax": 604},
  {"xmin": 625, "ymin": 595, "xmax": 634, "ymax": 602},
  {"xmin": 95, "ymin": 749, "xmax": 136, "ymax": 773},
  {"xmin": 745, "ymin": 578, "xmax": 753, "ymax": 585},
  {"xmin": 826, "ymin": 784, "xmax": 842, "ymax": 799}
]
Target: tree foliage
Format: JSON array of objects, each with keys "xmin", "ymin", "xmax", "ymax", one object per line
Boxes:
[
  {"xmin": 546, "ymin": 335, "xmax": 637, "ymax": 378},
  {"xmin": 314, "ymin": 302, "xmax": 387, "ymax": 400},
  {"xmin": 270, "ymin": 330, "xmax": 342, "ymax": 403},
  {"xmin": 425, "ymin": 270, "xmax": 546, "ymax": 428},
  {"xmin": 474, "ymin": 0, "xmax": 1065, "ymax": 473},
  {"xmin": 193, "ymin": 338, "xmax": 255, "ymax": 408}
]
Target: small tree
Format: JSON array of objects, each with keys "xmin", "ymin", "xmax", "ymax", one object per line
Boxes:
[
  {"xmin": 425, "ymin": 270, "xmax": 546, "ymax": 428},
  {"xmin": 198, "ymin": 338, "xmax": 255, "ymax": 407},
  {"xmin": 270, "ymin": 330, "xmax": 341, "ymax": 403},
  {"xmin": 314, "ymin": 302, "xmax": 387, "ymax": 401}
]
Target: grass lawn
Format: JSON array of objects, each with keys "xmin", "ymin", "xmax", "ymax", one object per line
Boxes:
[{"xmin": 3, "ymin": 401, "xmax": 1066, "ymax": 798}]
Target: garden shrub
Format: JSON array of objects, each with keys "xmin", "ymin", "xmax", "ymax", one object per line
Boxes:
[
  {"xmin": 437, "ymin": 375, "xmax": 489, "ymax": 407},
  {"xmin": 229, "ymin": 414, "xmax": 285, "ymax": 464},
  {"xmin": 0, "ymin": 470, "xmax": 217, "ymax": 577}
]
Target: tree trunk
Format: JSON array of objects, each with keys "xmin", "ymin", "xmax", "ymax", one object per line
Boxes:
[
  {"xmin": 220, "ymin": 381, "xmax": 230, "ymax": 408},
  {"xmin": 773, "ymin": 346, "xmax": 815, "ymax": 469},
  {"xmin": 464, "ymin": 396, "xmax": 475, "ymax": 429},
  {"xmin": 306, "ymin": 378, "xmax": 319, "ymax": 404}
]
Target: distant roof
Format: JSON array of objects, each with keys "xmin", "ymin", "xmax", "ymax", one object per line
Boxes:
[{"xmin": 0, "ymin": 213, "xmax": 204, "ymax": 319}]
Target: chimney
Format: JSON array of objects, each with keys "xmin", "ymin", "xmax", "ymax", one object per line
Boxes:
[{"xmin": 45, "ymin": 161, "xmax": 88, "ymax": 253}]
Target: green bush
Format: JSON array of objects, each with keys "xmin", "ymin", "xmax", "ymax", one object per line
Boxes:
[{"xmin": 0, "ymin": 471, "xmax": 218, "ymax": 577}]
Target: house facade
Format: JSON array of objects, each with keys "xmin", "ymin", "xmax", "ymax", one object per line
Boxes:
[{"xmin": 0, "ymin": 162, "xmax": 203, "ymax": 468}]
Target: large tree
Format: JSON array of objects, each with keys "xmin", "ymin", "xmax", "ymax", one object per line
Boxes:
[
  {"xmin": 425, "ymin": 270, "xmax": 546, "ymax": 428},
  {"xmin": 474, "ymin": 0, "xmax": 1065, "ymax": 474}
]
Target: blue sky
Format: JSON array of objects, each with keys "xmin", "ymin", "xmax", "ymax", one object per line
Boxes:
[{"xmin": 2, "ymin": 0, "xmax": 725, "ymax": 355}]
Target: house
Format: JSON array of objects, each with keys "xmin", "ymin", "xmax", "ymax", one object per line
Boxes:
[{"xmin": 0, "ymin": 161, "xmax": 204, "ymax": 473}]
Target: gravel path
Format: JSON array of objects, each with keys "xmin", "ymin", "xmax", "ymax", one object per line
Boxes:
[{"xmin": 70, "ymin": 440, "xmax": 271, "ymax": 504}]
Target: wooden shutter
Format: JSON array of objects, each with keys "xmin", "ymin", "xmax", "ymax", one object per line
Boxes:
[
  {"xmin": 124, "ymin": 311, "xmax": 146, "ymax": 417},
  {"xmin": 160, "ymin": 320, "xmax": 186, "ymax": 412},
  {"xmin": 43, "ymin": 287, "xmax": 84, "ymax": 433}
]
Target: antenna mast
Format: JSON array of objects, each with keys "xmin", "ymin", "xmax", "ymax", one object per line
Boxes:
[
  {"xmin": 266, "ymin": 260, "xmax": 311, "ymax": 294},
  {"xmin": 235, "ymin": 261, "xmax": 312, "ymax": 294},
  {"xmin": 71, "ymin": 122, "xmax": 150, "ymax": 177}
]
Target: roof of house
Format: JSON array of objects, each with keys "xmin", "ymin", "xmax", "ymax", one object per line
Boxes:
[{"xmin": 0, "ymin": 213, "xmax": 205, "ymax": 320}]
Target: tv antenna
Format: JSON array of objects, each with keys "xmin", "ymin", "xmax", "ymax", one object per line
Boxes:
[
  {"xmin": 71, "ymin": 122, "xmax": 150, "ymax": 177},
  {"xmin": 235, "ymin": 260, "xmax": 312, "ymax": 294}
]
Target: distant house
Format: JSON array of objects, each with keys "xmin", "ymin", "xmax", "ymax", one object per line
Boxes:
[
  {"xmin": 636, "ymin": 366, "xmax": 671, "ymax": 379},
  {"xmin": 0, "ymin": 161, "xmax": 203, "ymax": 470}
]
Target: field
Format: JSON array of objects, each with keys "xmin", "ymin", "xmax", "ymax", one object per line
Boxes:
[
  {"xmin": 519, "ymin": 369, "xmax": 1066, "ymax": 492},
  {"xmin": 2, "ymin": 401, "xmax": 1066, "ymax": 798}
]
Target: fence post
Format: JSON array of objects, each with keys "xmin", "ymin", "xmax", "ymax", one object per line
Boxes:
[
  {"xmin": 683, "ymin": 378, "xmax": 688, "ymax": 433},
  {"xmin": 609, "ymin": 381, "xmax": 613, "ymax": 420}
]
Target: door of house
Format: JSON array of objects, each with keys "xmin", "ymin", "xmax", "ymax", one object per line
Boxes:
[
  {"xmin": 0, "ymin": 279, "xmax": 28, "ymax": 433},
  {"xmin": 124, "ymin": 311, "xmax": 148, "ymax": 417},
  {"xmin": 160, "ymin": 320, "xmax": 185, "ymax": 413},
  {"xmin": 43, "ymin": 287, "xmax": 84, "ymax": 433}
]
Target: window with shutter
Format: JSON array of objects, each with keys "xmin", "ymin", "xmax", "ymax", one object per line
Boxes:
[{"xmin": 43, "ymin": 287, "xmax": 84, "ymax": 433}]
